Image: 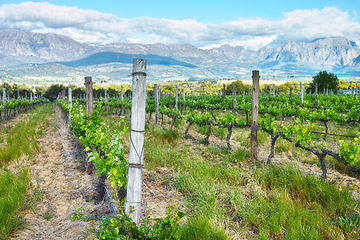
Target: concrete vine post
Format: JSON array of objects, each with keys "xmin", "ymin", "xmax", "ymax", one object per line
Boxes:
[
  {"xmin": 3, "ymin": 88, "xmax": 6, "ymax": 104},
  {"xmin": 251, "ymin": 70, "xmax": 259, "ymax": 161},
  {"xmin": 125, "ymin": 59, "xmax": 146, "ymax": 226},
  {"xmin": 85, "ymin": 77, "xmax": 94, "ymax": 175},
  {"xmin": 68, "ymin": 84, "xmax": 72, "ymax": 109},
  {"xmin": 155, "ymin": 84, "xmax": 159, "ymax": 125}
]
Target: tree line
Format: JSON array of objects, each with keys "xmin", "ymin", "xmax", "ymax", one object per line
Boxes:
[{"xmin": 1, "ymin": 71, "xmax": 358, "ymax": 100}]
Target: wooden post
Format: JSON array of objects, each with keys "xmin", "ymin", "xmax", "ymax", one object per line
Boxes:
[
  {"xmin": 175, "ymin": 85, "xmax": 178, "ymax": 109},
  {"xmin": 182, "ymin": 89, "xmax": 185, "ymax": 101},
  {"xmin": 300, "ymin": 82, "xmax": 304, "ymax": 105},
  {"xmin": 68, "ymin": 84, "xmax": 72, "ymax": 108},
  {"xmin": 251, "ymin": 70, "xmax": 259, "ymax": 161},
  {"xmin": 315, "ymin": 83, "xmax": 318, "ymax": 95},
  {"xmin": 155, "ymin": 84, "xmax": 159, "ymax": 125},
  {"xmin": 85, "ymin": 77, "xmax": 94, "ymax": 174},
  {"xmin": 232, "ymin": 82, "xmax": 236, "ymax": 110},
  {"xmin": 222, "ymin": 84, "xmax": 226, "ymax": 99},
  {"xmin": 85, "ymin": 77, "xmax": 94, "ymax": 116},
  {"xmin": 3, "ymin": 88, "xmax": 5, "ymax": 104},
  {"xmin": 125, "ymin": 59, "xmax": 146, "ymax": 226},
  {"xmin": 356, "ymin": 83, "xmax": 358, "ymax": 98},
  {"xmin": 30, "ymin": 92, "xmax": 33, "ymax": 101}
]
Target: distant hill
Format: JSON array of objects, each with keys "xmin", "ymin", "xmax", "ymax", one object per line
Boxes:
[{"xmin": 58, "ymin": 52, "xmax": 196, "ymax": 68}]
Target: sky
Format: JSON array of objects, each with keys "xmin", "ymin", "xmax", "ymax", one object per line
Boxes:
[{"xmin": 0, "ymin": 0, "xmax": 359, "ymax": 50}]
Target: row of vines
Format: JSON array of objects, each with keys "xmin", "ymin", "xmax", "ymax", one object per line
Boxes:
[
  {"xmin": 92, "ymin": 93, "xmax": 360, "ymax": 179},
  {"xmin": 0, "ymin": 98, "xmax": 50, "ymax": 122}
]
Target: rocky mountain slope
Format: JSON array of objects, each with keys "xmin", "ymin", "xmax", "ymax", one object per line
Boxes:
[
  {"xmin": 0, "ymin": 29, "xmax": 95, "ymax": 62},
  {"xmin": 0, "ymin": 29, "xmax": 359, "ymax": 80}
]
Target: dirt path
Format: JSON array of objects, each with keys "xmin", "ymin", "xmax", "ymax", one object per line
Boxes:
[{"xmin": 11, "ymin": 105, "xmax": 114, "ymax": 240}]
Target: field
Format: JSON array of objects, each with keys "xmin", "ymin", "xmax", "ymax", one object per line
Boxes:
[{"xmin": 0, "ymin": 92, "xmax": 359, "ymax": 239}]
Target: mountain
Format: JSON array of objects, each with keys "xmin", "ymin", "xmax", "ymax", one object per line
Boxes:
[
  {"xmin": 0, "ymin": 29, "xmax": 95, "ymax": 63},
  {"xmin": 0, "ymin": 29, "xmax": 359, "ymax": 82},
  {"xmin": 258, "ymin": 37, "xmax": 360, "ymax": 67}
]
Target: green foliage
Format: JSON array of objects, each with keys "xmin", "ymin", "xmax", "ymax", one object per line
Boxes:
[
  {"xmin": 309, "ymin": 70, "xmax": 339, "ymax": 93},
  {"xmin": 339, "ymin": 134, "xmax": 360, "ymax": 167},
  {"xmin": 60, "ymin": 100, "xmax": 128, "ymax": 188},
  {"xmin": 96, "ymin": 207, "xmax": 184, "ymax": 240},
  {"xmin": 71, "ymin": 208, "xmax": 93, "ymax": 221}
]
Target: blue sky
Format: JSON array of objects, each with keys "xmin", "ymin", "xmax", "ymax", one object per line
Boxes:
[{"xmin": 0, "ymin": 1, "xmax": 359, "ymax": 49}]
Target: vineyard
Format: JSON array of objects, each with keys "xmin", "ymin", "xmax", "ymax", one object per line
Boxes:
[{"xmin": 1, "ymin": 73, "xmax": 360, "ymax": 239}]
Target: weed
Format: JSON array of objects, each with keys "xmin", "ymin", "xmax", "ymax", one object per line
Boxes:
[
  {"xmin": 43, "ymin": 209, "xmax": 53, "ymax": 221},
  {"xmin": 275, "ymin": 138, "xmax": 292, "ymax": 153},
  {"xmin": 337, "ymin": 214, "xmax": 360, "ymax": 234},
  {"xmin": 71, "ymin": 208, "xmax": 92, "ymax": 221},
  {"xmin": 213, "ymin": 126, "xmax": 227, "ymax": 140},
  {"xmin": 226, "ymin": 148, "xmax": 251, "ymax": 163}
]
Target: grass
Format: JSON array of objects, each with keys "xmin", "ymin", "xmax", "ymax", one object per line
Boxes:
[
  {"xmin": 0, "ymin": 103, "xmax": 54, "ymax": 239},
  {"xmin": 0, "ymin": 104, "xmax": 53, "ymax": 165},
  {"xmin": 101, "ymin": 112, "xmax": 360, "ymax": 239},
  {"xmin": 0, "ymin": 168, "xmax": 30, "ymax": 239}
]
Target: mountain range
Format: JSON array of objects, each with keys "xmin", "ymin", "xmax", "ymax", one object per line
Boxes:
[{"xmin": 0, "ymin": 29, "xmax": 359, "ymax": 83}]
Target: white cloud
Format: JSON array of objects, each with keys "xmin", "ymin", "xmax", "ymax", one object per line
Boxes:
[{"xmin": 0, "ymin": 2, "xmax": 359, "ymax": 50}]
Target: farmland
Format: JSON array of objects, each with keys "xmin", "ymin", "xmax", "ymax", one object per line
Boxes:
[{"xmin": 0, "ymin": 80, "xmax": 360, "ymax": 239}]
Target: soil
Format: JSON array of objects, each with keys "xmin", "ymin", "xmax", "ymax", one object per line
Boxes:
[{"xmin": 10, "ymin": 105, "xmax": 182, "ymax": 239}]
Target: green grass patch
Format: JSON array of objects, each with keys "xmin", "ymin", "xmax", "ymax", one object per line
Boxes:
[
  {"xmin": 243, "ymin": 164, "xmax": 358, "ymax": 239},
  {"xmin": 212, "ymin": 126, "xmax": 227, "ymax": 140},
  {"xmin": 0, "ymin": 103, "xmax": 54, "ymax": 165},
  {"xmin": 179, "ymin": 214, "xmax": 230, "ymax": 240},
  {"xmin": 0, "ymin": 168, "xmax": 30, "ymax": 239}
]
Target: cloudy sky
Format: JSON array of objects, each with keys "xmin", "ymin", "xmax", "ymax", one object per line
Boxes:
[{"xmin": 0, "ymin": 0, "xmax": 359, "ymax": 50}]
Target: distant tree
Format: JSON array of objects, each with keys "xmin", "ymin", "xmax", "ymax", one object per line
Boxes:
[
  {"xmin": 44, "ymin": 84, "xmax": 64, "ymax": 101},
  {"xmin": 225, "ymin": 80, "xmax": 246, "ymax": 94},
  {"xmin": 308, "ymin": 71, "xmax": 339, "ymax": 94}
]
